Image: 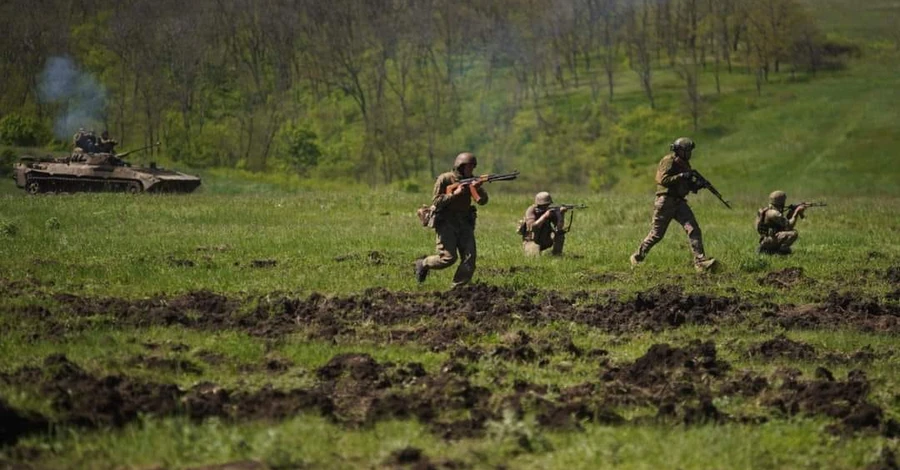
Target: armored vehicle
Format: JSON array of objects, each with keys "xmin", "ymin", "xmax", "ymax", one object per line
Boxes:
[{"xmin": 12, "ymin": 144, "xmax": 201, "ymax": 194}]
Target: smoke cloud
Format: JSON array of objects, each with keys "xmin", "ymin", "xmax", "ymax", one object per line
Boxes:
[{"xmin": 38, "ymin": 57, "xmax": 107, "ymax": 140}]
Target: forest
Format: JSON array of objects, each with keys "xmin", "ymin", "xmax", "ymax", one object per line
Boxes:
[{"xmin": 0, "ymin": 0, "xmax": 856, "ymax": 187}]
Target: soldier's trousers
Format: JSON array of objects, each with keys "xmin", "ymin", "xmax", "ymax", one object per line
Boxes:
[
  {"xmin": 423, "ymin": 221, "xmax": 477, "ymax": 287},
  {"xmin": 634, "ymin": 195, "xmax": 705, "ymax": 261},
  {"xmin": 759, "ymin": 230, "xmax": 798, "ymax": 253},
  {"xmin": 523, "ymin": 230, "xmax": 565, "ymax": 256}
]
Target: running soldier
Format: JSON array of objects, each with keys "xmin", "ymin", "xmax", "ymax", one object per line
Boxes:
[
  {"xmin": 415, "ymin": 152, "xmax": 488, "ymax": 287},
  {"xmin": 630, "ymin": 137, "xmax": 717, "ymax": 272}
]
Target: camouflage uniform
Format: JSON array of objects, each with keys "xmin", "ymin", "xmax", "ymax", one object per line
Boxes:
[
  {"xmin": 522, "ymin": 194, "xmax": 565, "ymax": 256},
  {"xmin": 419, "ymin": 159, "xmax": 488, "ymax": 287},
  {"xmin": 97, "ymin": 132, "xmax": 118, "ymax": 153},
  {"xmin": 632, "ymin": 139, "xmax": 711, "ymax": 268},
  {"xmin": 756, "ymin": 191, "xmax": 800, "ymax": 254}
]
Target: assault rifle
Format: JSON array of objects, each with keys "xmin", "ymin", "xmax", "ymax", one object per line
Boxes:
[
  {"xmin": 446, "ymin": 170, "xmax": 520, "ymax": 202},
  {"xmin": 550, "ymin": 203, "xmax": 588, "ymax": 211},
  {"xmin": 787, "ymin": 202, "xmax": 826, "ymax": 219},
  {"xmin": 689, "ymin": 170, "xmax": 732, "ymax": 209},
  {"xmin": 536, "ymin": 203, "xmax": 588, "ymax": 232}
]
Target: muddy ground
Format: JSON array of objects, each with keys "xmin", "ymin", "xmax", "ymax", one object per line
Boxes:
[
  {"xmin": 2, "ymin": 274, "xmax": 900, "ymax": 460},
  {"xmin": 3, "ymin": 276, "xmax": 900, "ymax": 347}
]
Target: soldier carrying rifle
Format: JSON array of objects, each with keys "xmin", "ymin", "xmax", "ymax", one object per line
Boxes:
[
  {"xmin": 414, "ymin": 152, "xmax": 518, "ymax": 287},
  {"xmin": 756, "ymin": 190, "xmax": 825, "ymax": 255},
  {"xmin": 518, "ymin": 191, "xmax": 586, "ymax": 256},
  {"xmin": 630, "ymin": 137, "xmax": 723, "ymax": 272}
]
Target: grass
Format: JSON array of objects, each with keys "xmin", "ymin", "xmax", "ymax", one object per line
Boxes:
[
  {"xmin": 2, "ymin": 3, "xmax": 899, "ymax": 467},
  {"xmin": 0, "ymin": 187, "xmax": 895, "ymax": 299},
  {"xmin": 0, "ymin": 183, "xmax": 898, "ymax": 468}
]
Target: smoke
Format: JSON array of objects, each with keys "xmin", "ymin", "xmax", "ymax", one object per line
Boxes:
[{"xmin": 38, "ymin": 57, "xmax": 107, "ymax": 140}]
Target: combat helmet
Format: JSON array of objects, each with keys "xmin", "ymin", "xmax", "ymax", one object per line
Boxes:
[
  {"xmin": 670, "ymin": 137, "xmax": 695, "ymax": 153},
  {"xmin": 769, "ymin": 190, "xmax": 787, "ymax": 208},
  {"xmin": 535, "ymin": 191, "xmax": 553, "ymax": 206},
  {"xmin": 453, "ymin": 152, "xmax": 477, "ymax": 170}
]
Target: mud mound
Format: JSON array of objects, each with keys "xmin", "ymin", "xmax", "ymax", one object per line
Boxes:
[
  {"xmin": 29, "ymin": 284, "xmax": 749, "ymax": 346},
  {"xmin": 0, "ymin": 398, "xmax": 48, "ymax": 447},
  {"xmin": 747, "ymin": 335, "xmax": 817, "ymax": 360},
  {"xmin": 759, "ymin": 267, "xmax": 810, "ymax": 289},
  {"xmin": 383, "ymin": 447, "xmax": 466, "ymax": 470},
  {"xmin": 886, "ymin": 267, "xmax": 900, "ymax": 284},
  {"xmin": 762, "ymin": 368, "xmax": 899, "ymax": 435},
  {"xmin": 778, "ymin": 291, "xmax": 900, "ymax": 333}
]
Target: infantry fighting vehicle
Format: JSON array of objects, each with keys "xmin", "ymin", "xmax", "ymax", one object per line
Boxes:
[{"xmin": 12, "ymin": 144, "xmax": 201, "ymax": 194}]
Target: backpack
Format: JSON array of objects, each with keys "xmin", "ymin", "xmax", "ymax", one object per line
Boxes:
[
  {"xmin": 755, "ymin": 207, "xmax": 770, "ymax": 237},
  {"xmin": 516, "ymin": 219, "xmax": 527, "ymax": 238}
]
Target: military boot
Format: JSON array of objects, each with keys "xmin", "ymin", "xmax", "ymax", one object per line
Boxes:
[
  {"xmin": 630, "ymin": 253, "xmax": 643, "ymax": 267},
  {"xmin": 695, "ymin": 257, "xmax": 718, "ymax": 273},
  {"xmin": 415, "ymin": 258, "xmax": 429, "ymax": 283}
]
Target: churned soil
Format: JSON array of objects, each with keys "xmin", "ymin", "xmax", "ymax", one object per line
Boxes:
[{"xmin": 2, "ymin": 339, "xmax": 897, "ymax": 449}]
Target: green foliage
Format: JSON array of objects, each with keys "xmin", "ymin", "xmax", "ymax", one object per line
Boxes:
[
  {"xmin": 0, "ymin": 219, "xmax": 18, "ymax": 237},
  {"xmin": 275, "ymin": 124, "xmax": 322, "ymax": 175},
  {"xmin": 45, "ymin": 217, "xmax": 61, "ymax": 230},
  {"xmin": 0, "ymin": 114, "xmax": 50, "ymax": 147},
  {"xmin": 0, "ymin": 148, "xmax": 16, "ymax": 177}
]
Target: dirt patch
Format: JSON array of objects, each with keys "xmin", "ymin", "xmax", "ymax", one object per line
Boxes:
[
  {"xmin": 747, "ymin": 335, "xmax": 817, "ymax": 360},
  {"xmin": 383, "ymin": 446, "xmax": 466, "ymax": 469},
  {"xmin": 886, "ymin": 267, "xmax": 900, "ymax": 284},
  {"xmin": 0, "ymin": 398, "xmax": 48, "ymax": 447},
  {"xmin": 250, "ymin": 259, "xmax": 277, "ymax": 268},
  {"xmin": 777, "ymin": 291, "xmax": 900, "ymax": 333},
  {"xmin": 758, "ymin": 267, "xmax": 810, "ymax": 289}
]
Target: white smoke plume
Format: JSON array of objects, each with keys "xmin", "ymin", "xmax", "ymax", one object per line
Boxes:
[{"xmin": 38, "ymin": 57, "xmax": 107, "ymax": 140}]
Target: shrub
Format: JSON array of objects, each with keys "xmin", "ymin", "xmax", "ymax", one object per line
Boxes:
[
  {"xmin": 0, "ymin": 114, "xmax": 50, "ymax": 147},
  {"xmin": 0, "ymin": 148, "xmax": 16, "ymax": 177}
]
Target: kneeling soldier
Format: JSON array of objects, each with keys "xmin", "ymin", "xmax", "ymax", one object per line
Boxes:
[
  {"xmin": 520, "ymin": 191, "xmax": 566, "ymax": 256},
  {"xmin": 756, "ymin": 190, "xmax": 805, "ymax": 255}
]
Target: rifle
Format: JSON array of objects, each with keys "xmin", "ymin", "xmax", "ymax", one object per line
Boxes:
[
  {"xmin": 117, "ymin": 142, "xmax": 161, "ymax": 159},
  {"xmin": 787, "ymin": 202, "xmax": 826, "ymax": 219},
  {"xmin": 536, "ymin": 204, "xmax": 588, "ymax": 233},
  {"xmin": 445, "ymin": 170, "xmax": 520, "ymax": 202},
  {"xmin": 689, "ymin": 170, "xmax": 732, "ymax": 209}
]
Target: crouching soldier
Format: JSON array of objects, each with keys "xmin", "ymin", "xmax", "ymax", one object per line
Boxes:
[
  {"xmin": 756, "ymin": 190, "xmax": 805, "ymax": 255},
  {"xmin": 519, "ymin": 191, "xmax": 566, "ymax": 256},
  {"xmin": 414, "ymin": 152, "xmax": 487, "ymax": 287}
]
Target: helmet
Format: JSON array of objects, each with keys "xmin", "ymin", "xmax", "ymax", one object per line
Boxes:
[
  {"xmin": 769, "ymin": 190, "xmax": 787, "ymax": 207},
  {"xmin": 535, "ymin": 191, "xmax": 553, "ymax": 206},
  {"xmin": 670, "ymin": 137, "xmax": 695, "ymax": 153},
  {"xmin": 453, "ymin": 152, "xmax": 477, "ymax": 170}
]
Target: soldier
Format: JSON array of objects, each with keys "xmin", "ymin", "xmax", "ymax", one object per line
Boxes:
[
  {"xmin": 520, "ymin": 191, "xmax": 567, "ymax": 256},
  {"xmin": 72, "ymin": 128, "xmax": 86, "ymax": 150},
  {"xmin": 630, "ymin": 137, "xmax": 717, "ymax": 272},
  {"xmin": 97, "ymin": 130, "xmax": 118, "ymax": 153},
  {"xmin": 756, "ymin": 190, "xmax": 805, "ymax": 255},
  {"xmin": 415, "ymin": 152, "xmax": 488, "ymax": 287},
  {"xmin": 75, "ymin": 130, "xmax": 97, "ymax": 154}
]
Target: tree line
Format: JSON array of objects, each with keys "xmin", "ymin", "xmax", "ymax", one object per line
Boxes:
[{"xmin": 0, "ymin": 0, "xmax": 849, "ymax": 185}]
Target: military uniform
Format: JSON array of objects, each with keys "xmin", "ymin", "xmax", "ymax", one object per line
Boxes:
[
  {"xmin": 97, "ymin": 132, "xmax": 118, "ymax": 153},
  {"xmin": 631, "ymin": 138, "xmax": 713, "ymax": 270},
  {"xmin": 417, "ymin": 156, "xmax": 488, "ymax": 287},
  {"xmin": 521, "ymin": 192, "xmax": 565, "ymax": 256},
  {"xmin": 756, "ymin": 191, "xmax": 800, "ymax": 254}
]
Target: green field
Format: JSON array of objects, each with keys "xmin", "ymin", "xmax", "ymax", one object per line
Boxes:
[
  {"xmin": 1, "ymin": 183, "xmax": 899, "ymax": 469},
  {"xmin": 3, "ymin": 1, "xmax": 900, "ymax": 468}
]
